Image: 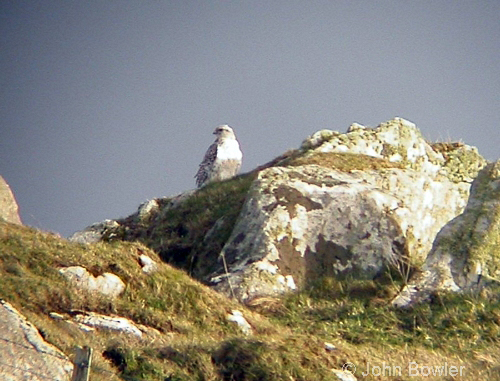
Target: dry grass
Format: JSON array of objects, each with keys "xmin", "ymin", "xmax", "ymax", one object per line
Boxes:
[{"xmin": 286, "ymin": 152, "xmax": 404, "ymax": 171}]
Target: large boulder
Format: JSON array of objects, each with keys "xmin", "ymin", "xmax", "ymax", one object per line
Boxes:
[
  {"xmin": 0, "ymin": 176, "xmax": 22, "ymax": 225},
  {"xmin": 0, "ymin": 300, "xmax": 73, "ymax": 381},
  {"xmin": 393, "ymin": 160, "xmax": 500, "ymax": 307},
  {"xmin": 211, "ymin": 118, "xmax": 487, "ymax": 302}
]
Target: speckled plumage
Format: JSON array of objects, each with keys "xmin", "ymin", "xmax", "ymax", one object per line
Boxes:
[{"xmin": 195, "ymin": 125, "xmax": 242, "ymax": 188}]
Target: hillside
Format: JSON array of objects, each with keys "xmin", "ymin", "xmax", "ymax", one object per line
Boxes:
[{"xmin": 2, "ymin": 220, "xmax": 500, "ymax": 380}]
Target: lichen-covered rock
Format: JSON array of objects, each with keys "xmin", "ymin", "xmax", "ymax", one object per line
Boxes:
[
  {"xmin": 66, "ymin": 118, "xmax": 488, "ymax": 305},
  {"xmin": 301, "ymin": 118, "xmax": 486, "ymax": 182},
  {"xmin": 212, "ymin": 162, "xmax": 471, "ymax": 302},
  {"xmin": 393, "ymin": 160, "xmax": 500, "ymax": 307},
  {"xmin": 59, "ymin": 266, "xmax": 125, "ymax": 298},
  {"xmin": 211, "ymin": 119, "xmax": 486, "ymax": 302},
  {"xmin": 0, "ymin": 300, "xmax": 73, "ymax": 381},
  {"xmin": 0, "ymin": 176, "xmax": 22, "ymax": 225}
]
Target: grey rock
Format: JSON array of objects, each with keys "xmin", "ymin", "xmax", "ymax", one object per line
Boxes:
[
  {"xmin": 0, "ymin": 176, "xmax": 22, "ymax": 225},
  {"xmin": 0, "ymin": 300, "xmax": 73, "ymax": 381}
]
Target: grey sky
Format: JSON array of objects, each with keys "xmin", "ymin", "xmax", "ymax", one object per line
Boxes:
[{"xmin": 1, "ymin": 1, "xmax": 499, "ymax": 237}]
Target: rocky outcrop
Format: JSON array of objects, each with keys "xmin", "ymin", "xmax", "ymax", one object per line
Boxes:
[
  {"xmin": 393, "ymin": 160, "xmax": 500, "ymax": 307},
  {"xmin": 212, "ymin": 118, "xmax": 486, "ymax": 301},
  {"xmin": 68, "ymin": 219, "xmax": 120, "ymax": 244},
  {"xmin": 0, "ymin": 176, "xmax": 22, "ymax": 225},
  {"xmin": 59, "ymin": 266, "xmax": 126, "ymax": 298},
  {"xmin": 301, "ymin": 118, "xmax": 485, "ymax": 183},
  {"xmin": 68, "ymin": 118, "xmax": 488, "ymax": 303},
  {"xmin": 0, "ymin": 300, "xmax": 73, "ymax": 381},
  {"xmin": 68, "ymin": 192, "xmax": 195, "ymax": 244}
]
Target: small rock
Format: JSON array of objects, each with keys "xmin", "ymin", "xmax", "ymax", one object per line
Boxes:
[
  {"xmin": 227, "ymin": 310, "xmax": 252, "ymax": 335},
  {"xmin": 139, "ymin": 255, "xmax": 158, "ymax": 274},
  {"xmin": 137, "ymin": 199, "xmax": 159, "ymax": 220},
  {"xmin": 73, "ymin": 312, "xmax": 142, "ymax": 337},
  {"xmin": 68, "ymin": 219, "xmax": 120, "ymax": 244},
  {"xmin": 301, "ymin": 129, "xmax": 338, "ymax": 150},
  {"xmin": 59, "ymin": 266, "xmax": 125, "ymax": 298},
  {"xmin": 49, "ymin": 312, "xmax": 65, "ymax": 321},
  {"xmin": 332, "ymin": 369, "xmax": 358, "ymax": 381},
  {"xmin": 324, "ymin": 342, "xmax": 336, "ymax": 351},
  {"xmin": 347, "ymin": 122, "xmax": 365, "ymax": 132}
]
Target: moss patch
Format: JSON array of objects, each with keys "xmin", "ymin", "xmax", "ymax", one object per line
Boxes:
[{"xmin": 431, "ymin": 142, "xmax": 487, "ymax": 183}]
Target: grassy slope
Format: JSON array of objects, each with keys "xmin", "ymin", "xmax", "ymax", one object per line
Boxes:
[
  {"xmin": 1, "ymin": 151, "xmax": 499, "ymax": 380},
  {"xmin": 2, "ymin": 220, "xmax": 500, "ymax": 380},
  {"xmin": 110, "ymin": 173, "xmax": 257, "ymax": 282}
]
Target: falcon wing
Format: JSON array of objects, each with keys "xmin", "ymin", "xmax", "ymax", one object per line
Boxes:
[{"xmin": 195, "ymin": 142, "xmax": 218, "ymax": 187}]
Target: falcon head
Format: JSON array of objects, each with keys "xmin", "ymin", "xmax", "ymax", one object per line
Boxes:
[{"xmin": 213, "ymin": 124, "xmax": 236, "ymax": 139}]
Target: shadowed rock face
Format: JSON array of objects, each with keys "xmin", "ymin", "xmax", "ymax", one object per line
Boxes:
[
  {"xmin": 0, "ymin": 176, "xmax": 22, "ymax": 225},
  {"xmin": 393, "ymin": 160, "xmax": 500, "ymax": 307},
  {"xmin": 0, "ymin": 300, "xmax": 73, "ymax": 381}
]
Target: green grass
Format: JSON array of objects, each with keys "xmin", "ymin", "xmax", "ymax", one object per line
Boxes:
[{"xmin": 272, "ymin": 277, "xmax": 500, "ymax": 351}]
